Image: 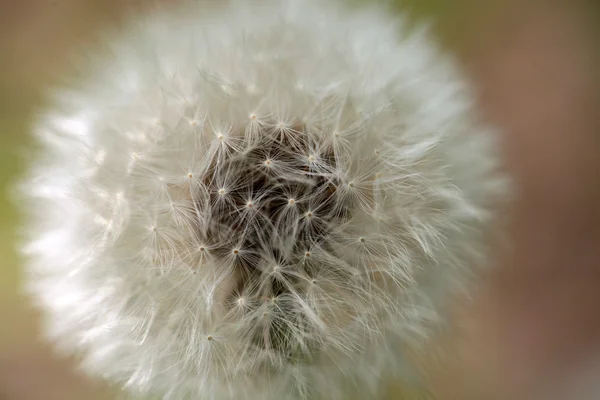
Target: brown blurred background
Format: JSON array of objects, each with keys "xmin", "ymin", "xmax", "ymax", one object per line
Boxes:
[{"xmin": 1, "ymin": 1, "xmax": 598, "ymax": 399}]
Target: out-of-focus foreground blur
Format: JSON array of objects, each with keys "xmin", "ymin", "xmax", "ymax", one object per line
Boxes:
[{"xmin": 0, "ymin": 1, "xmax": 598, "ymax": 399}]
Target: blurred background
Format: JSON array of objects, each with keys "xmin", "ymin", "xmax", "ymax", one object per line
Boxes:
[{"xmin": 0, "ymin": 0, "xmax": 598, "ymax": 399}]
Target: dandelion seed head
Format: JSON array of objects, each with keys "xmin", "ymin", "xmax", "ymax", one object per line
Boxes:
[{"xmin": 17, "ymin": 0, "xmax": 507, "ymax": 399}]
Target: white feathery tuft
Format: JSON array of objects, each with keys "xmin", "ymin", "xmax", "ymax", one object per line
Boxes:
[{"xmin": 17, "ymin": 0, "xmax": 507, "ymax": 399}]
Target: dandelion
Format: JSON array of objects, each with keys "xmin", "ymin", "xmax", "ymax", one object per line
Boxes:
[{"xmin": 17, "ymin": 0, "xmax": 507, "ymax": 399}]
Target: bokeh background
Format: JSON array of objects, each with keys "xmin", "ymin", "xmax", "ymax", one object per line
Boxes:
[{"xmin": 1, "ymin": 1, "xmax": 598, "ymax": 399}]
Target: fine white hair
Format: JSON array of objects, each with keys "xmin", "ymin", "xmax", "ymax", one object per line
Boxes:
[{"xmin": 18, "ymin": 0, "xmax": 507, "ymax": 399}]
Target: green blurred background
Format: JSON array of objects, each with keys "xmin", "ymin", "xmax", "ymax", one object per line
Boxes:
[{"xmin": 1, "ymin": 1, "xmax": 598, "ymax": 399}]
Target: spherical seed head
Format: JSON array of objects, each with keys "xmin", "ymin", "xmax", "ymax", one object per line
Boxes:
[{"xmin": 17, "ymin": 1, "xmax": 507, "ymax": 399}]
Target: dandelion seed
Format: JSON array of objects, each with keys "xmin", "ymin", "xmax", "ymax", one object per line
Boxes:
[{"xmin": 16, "ymin": 0, "xmax": 507, "ymax": 399}]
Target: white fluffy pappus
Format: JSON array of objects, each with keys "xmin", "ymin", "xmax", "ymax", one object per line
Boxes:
[{"xmin": 17, "ymin": 0, "xmax": 507, "ymax": 399}]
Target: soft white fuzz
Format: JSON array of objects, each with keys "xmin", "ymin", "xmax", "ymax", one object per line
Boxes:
[{"xmin": 19, "ymin": 0, "xmax": 506, "ymax": 399}]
